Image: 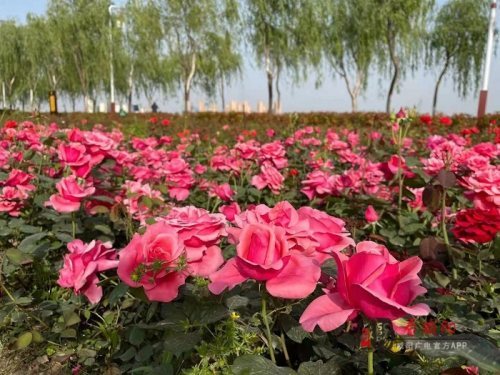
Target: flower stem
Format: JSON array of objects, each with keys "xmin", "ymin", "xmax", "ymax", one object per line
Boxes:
[
  {"xmin": 367, "ymin": 347, "xmax": 374, "ymax": 375},
  {"xmin": 441, "ymin": 189, "xmax": 452, "ymax": 265},
  {"xmin": 261, "ymin": 294, "xmax": 276, "ymax": 364},
  {"xmin": 71, "ymin": 212, "xmax": 76, "ymax": 239},
  {"xmin": 280, "ymin": 331, "xmax": 292, "ymax": 367}
]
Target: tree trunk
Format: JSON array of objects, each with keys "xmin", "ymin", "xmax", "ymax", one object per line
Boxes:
[
  {"xmin": 386, "ymin": 23, "xmax": 399, "ymax": 114},
  {"xmin": 220, "ymin": 73, "xmax": 225, "ymax": 112},
  {"xmin": 183, "ymin": 53, "xmax": 197, "ymax": 113},
  {"xmin": 432, "ymin": 58, "xmax": 450, "ymax": 116},
  {"xmin": 2, "ymin": 81, "xmax": 6, "ymax": 109},
  {"xmin": 128, "ymin": 65, "xmax": 134, "ymax": 113},
  {"xmin": 184, "ymin": 87, "xmax": 190, "ymax": 113},
  {"xmin": 275, "ymin": 67, "xmax": 281, "ymax": 114},
  {"xmin": 267, "ymin": 71, "xmax": 273, "ymax": 114}
]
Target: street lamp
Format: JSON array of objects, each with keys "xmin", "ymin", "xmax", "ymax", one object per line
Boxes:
[
  {"xmin": 108, "ymin": 3, "xmax": 122, "ymax": 113},
  {"xmin": 477, "ymin": 0, "xmax": 497, "ymax": 118}
]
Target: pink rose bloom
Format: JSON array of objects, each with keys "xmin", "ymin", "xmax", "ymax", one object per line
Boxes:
[
  {"xmin": 57, "ymin": 143, "xmax": 93, "ymax": 177},
  {"xmin": 259, "ymin": 141, "xmax": 288, "ymax": 169},
  {"xmin": 365, "ymin": 205, "xmax": 379, "ymax": 223},
  {"xmin": 382, "ymin": 155, "xmax": 415, "ymax": 179},
  {"xmin": 300, "ymin": 170, "xmax": 334, "ymax": 200},
  {"xmin": 297, "ymin": 206, "xmax": 354, "ymax": 255},
  {"xmin": 118, "ymin": 222, "xmax": 223, "ymax": 302},
  {"xmin": 161, "ymin": 206, "xmax": 227, "ymax": 252},
  {"xmin": 194, "ymin": 164, "xmax": 207, "ymax": 174},
  {"xmin": 460, "ymin": 166, "xmax": 500, "ymax": 209},
  {"xmin": 209, "ymin": 183, "xmax": 234, "ymax": 201},
  {"xmin": 266, "ymin": 128, "xmax": 276, "ymax": 138},
  {"xmin": 46, "ymin": 175, "xmax": 95, "ymax": 213},
  {"xmin": 251, "ymin": 164, "xmax": 285, "ymax": 194},
  {"xmin": 58, "ymin": 240, "xmax": 118, "ymax": 304},
  {"xmin": 219, "ymin": 202, "xmax": 241, "ymax": 222},
  {"xmin": 300, "ymin": 242, "xmax": 430, "ymax": 332},
  {"xmin": 1, "ymin": 169, "xmax": 35, "ymax": 190},
  {"xmin": 209, "ymin": 222, "xmax": 321, "ymax": 299}
]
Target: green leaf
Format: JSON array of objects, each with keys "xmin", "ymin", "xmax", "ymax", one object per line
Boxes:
[
  {"xmin": 136, "ymin": 344, "xmax": 154, "ymax": 362},
  {"xmin": 232, "ymin": 355, "xmax": 296, "ymax": 375},
  {"xmin": 129, "ymin": 326, "xmax": 146, "ymax": 346},
  {"xmin": 118, "ymin": 347, "xmax": 137, "ymax": 362},
  {"xmin": 297, "ymin": 360, "xmax": 342, "ymax": 375},
  {"xmin": 5, "ymin": 248, "xmax": 33, "ymax": 265},
  {"xmin": 18, "ymin": 232, "xmax": 48, "ymax": 252},
  {"xmin": 15, "ymin": 332, "xmax": 33, "ymax": 349},
  {"xmin": 60, "ymin": 328, "xmax": 77, "ymax": 338},
  {"xmin": 108, "ymin": 283, "xmax": 129, "ymax": 306},
  {"xmin": 63, "ymin": 311, "xmax": 81, "ymax": 327},
  {"xmin": 94, "ymin": 224, "xmax": 113, "ymax": 235},
  {"xmin": 163, "ymin": 331, "xmax": 201, "ymax": 357}
]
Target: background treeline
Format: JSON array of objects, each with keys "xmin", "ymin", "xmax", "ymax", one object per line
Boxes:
[{"xmin": 0, "ymin": 0, "xmax": 494, "ymax": 115}]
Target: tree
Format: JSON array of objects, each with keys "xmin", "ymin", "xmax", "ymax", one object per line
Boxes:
[
  {"xmin": 154, "ymin": 0, "xmax": 240, "ymax": 113},
  {"xmin": 375, "ymin": 0, "xmax": 434, "ymax": 114},
  {"xmin": 47, "ymin": 0, "xmax": 110, "ymax": 111},
  {"xmin": 428, "ymin": 0, "xmax": 489, "ymax": 116},
  {"xmin": 319, "ymin": 0, "xmax": 379, "ymax": 112},
  {"xmin": 0, "ymin": 20, "xmax": 23, "ymax": 109}
]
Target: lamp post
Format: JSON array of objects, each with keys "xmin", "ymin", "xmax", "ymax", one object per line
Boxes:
[
  {"xmin": 477, "ymin": 0, "xmax": 497, "ymax": 118},
  {"xmin": 108, "ymin": 3, "xmax": 120, "ymax": 113}
]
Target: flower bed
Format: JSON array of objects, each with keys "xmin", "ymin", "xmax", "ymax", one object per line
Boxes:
[{"xmin": 0, "ymin": 113, "xmax": 498, "ymax": 374}]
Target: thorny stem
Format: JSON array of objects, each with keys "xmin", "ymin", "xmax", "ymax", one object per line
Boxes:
[{"xmin": 261, "ymin": 294, "xmax": 276, "ymax": 364}]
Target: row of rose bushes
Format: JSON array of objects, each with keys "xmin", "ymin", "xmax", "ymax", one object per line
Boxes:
[{"xmin": 0, "ymin": 112, "xmax": 498, "ymax": 374}]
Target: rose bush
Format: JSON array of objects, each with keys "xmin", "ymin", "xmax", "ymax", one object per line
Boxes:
[{"xmin": 0, "ymin": 113, "xmax": 498, "ymax": 374}]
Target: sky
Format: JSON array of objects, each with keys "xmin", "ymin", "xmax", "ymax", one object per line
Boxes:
[{"xmin": 1, "ymin": 0, "xmax": 499, "ymax": 114}]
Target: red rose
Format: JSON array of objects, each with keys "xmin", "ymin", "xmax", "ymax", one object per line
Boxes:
[
  {"xmin": 452, "ymin": 208, "xmax": 500, "ymax": 244},
  {"xmin": 439, "ymin": 116, "xmax": 453, "ymax": 126},
  {"xmin": 420, "ymin": 114, "xmax": 432, "ymax": 126}
]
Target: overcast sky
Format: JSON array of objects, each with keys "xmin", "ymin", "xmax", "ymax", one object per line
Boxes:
[{"xmin": 1, "ymin": 0, "xmax": 499, "ymax": 114}]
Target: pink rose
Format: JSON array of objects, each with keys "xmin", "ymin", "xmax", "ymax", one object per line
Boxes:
[
  {"xmin": 219, "ymin": 202, "xmax": 241, "ymax": 222},
  {"xmin": 251, "ymin": 164, "xmax": 285, "ymax": 194},
  {"xmin": 300, "ymin": 241, "xmax": 430, "ymax": 332},
  {"xmin": 160, "ymin": 206, "xmax": 227, "ymax": 262},
  {"xmin": 210, "ymin": 183, "xmax": 234, "ymax": 201},
  {"xmin": 58, "ymin": 240, "xmax": 118, "ymax": 304},
  {"xmin": 209, "ymin": 222, "xmax": 321, "ymax": 299},
  {"xmin": 117, "ymin": 222, "xmax": 223, "ymax": 302},
  {"xmin": 300, "ymin": 170, "xmax": 334, "ymax": 200},
  {"xmin": 46, "ymin": 175, "xmax": 95, "ymax": 213},
  {"xmin": 297, "ymin": 206, "xmax": 354, "ymax": 254},
  {"xmin": 365, "ymin": 205, "xmax": 379, "ymax": 223}
]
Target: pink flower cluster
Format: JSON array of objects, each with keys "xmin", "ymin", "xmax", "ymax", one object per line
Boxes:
[{"xmin": 0, "ymin": 169, "xmax": 36, "ymax": 216}]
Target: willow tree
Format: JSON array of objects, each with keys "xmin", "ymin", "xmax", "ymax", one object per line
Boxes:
[
  {"xmin": 375, "ymin": 0, "xmax": 434, "ymax": 114},
  {"xmin": 245, "ymin": 0, "xmax": 318, "ymax": 113},
  {"xmin": 319, "ymin": 0, "xmax": 379, "ymax": 112},
  {"xmin": 199, "ymin": 31, "xmax": 242, "ymax": 110},
  {"xmin": 428, "ymin": 0, "xmax": 489, "ymax": 115},
  {"xmin": 153, "ymin": 0, "xmax": 240, "ymax": 113},
  {"xmin": 0, "ymin": 20, "xmax": 23, "ymax": 109},
  {"xmin": 47, "ymin": 0, "xmax": 110, "ymax": 111}
]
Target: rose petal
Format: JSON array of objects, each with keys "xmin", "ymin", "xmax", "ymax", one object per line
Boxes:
[{"xmin": 299, "ymin": 292, "xmax": 358, "ymax": 332}]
